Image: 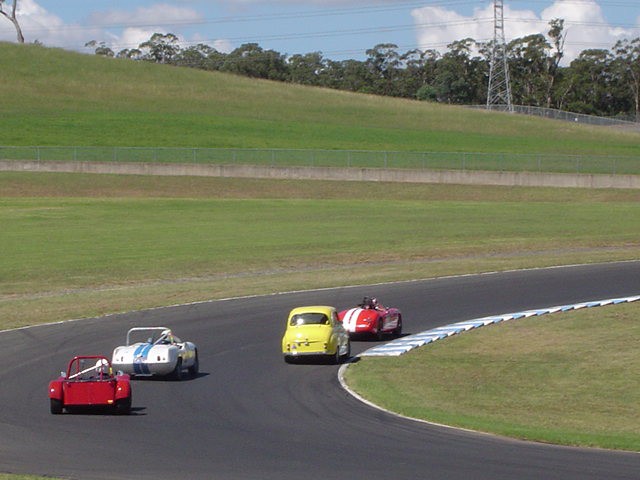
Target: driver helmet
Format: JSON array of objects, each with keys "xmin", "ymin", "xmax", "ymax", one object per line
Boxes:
[
  {"xmin": 161, "ymin": 329, "xmax": 173, "ymax": 343},
  {"xmin": 94, "ymin": 358, "xmax": 109, "ymax": 375},
  {"xmin": 371, "ymin": 298, "xmax": 379, "ymax": 308}
]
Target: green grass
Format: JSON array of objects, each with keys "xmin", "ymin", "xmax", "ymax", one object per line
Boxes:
[
  {"xmin": 1, "ymin": 42, "xmax": 639, "ymax": 159},
  {"xmin": 344, "ymin": 302, "xmax": 640, "ymax": 451},
  {"xmin": 1, "ymin": 172, "xmax": 639, "ymax": 329}
]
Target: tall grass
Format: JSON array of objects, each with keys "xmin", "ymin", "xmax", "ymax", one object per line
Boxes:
[{"xmin": 1, "ymin": 42, "xmax": 639, "ymax": 156}]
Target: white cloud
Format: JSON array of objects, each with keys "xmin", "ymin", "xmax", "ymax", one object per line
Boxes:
[
  {"xmin": 411, "ymin": 0, "xmax": 638, "ymax": 64},
  {"xmin": 539, "ymin": 0, "xmax": 633, "ymax": 61},
  {"xmin": 213, "ymin": 39, "xmax": 233, "ymax": 53},
  {"xmin": 0, "ymin": 0, "xmax": 81, "ymax": 45},
  {"xmin": 0, "ymin": 1, "xmax": 222, "ymax": 54}
]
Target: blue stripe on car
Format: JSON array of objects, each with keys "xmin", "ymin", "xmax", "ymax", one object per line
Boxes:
[{"xmin": 133, "ymin": 343, "xmax": 153, "ymax": 374}]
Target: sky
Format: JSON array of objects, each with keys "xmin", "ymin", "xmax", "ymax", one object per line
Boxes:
[{"xmin": 1, "ymin": 0, "xmax": 639, "ymax": 64}]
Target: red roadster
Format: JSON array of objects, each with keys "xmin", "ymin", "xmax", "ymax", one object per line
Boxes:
[
  {"xmin": 338, "ymin": 297, "xmax": 402, "ymax": 339},
  {"xmin": 48, "ymin": 355, "xmax": 132, "ymax": 414}
]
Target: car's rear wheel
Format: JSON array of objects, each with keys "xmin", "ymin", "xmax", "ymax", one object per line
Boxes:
[
  {"xmin": 342, "ymin": 341, "xmax": 351, "ymax": 361},
  {"xmin": 375, "ymin": 319, "xmax": 384, "ymax": 340},
  {"xmin": 394, "ymin": 315, "xmax": 403, "ymax": 337},
  {"xmin": 188, "ymin": 350, "xmax": 199, "ymax": 377},
  {"xmin": 50, "ymin": 398, "xmax": 63, "ymax": 415},
  {"xmin": 333, "ymin": 345, "xmax": 342, "ymax": 365}
]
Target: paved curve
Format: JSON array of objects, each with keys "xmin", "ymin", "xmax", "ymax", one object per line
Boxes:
[{"xmin": 1, "ymin": 261, "xmax": 640, "ymax": 480}]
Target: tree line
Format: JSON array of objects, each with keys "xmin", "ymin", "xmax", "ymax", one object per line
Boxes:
[{"xmin": 87, "ymin": 19, "xmax": 640, "ymax": 121}]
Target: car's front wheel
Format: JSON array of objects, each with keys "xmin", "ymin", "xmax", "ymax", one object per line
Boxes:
[
  {"xmin": 50, "ymin": 398, "xmax": 63, "ymax": 414},
  {"xmin": 115, "ymin": 397, "xmax": 131, "ymax": 415},
  {"xmin": 341, "ymin": 341, "xmax": 351, "ymax": 361}
]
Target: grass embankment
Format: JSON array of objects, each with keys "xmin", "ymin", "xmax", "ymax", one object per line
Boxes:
[
  {"xmin": 344, "ymin": 301, "xmax": 640, "ymax": 451},
  {"xmin": 1, "ymin": 42, "xmax": 639, "ymax": 158},
  {"xmin": 1, "ymin": 172, "xmax": 639, "ymax": 330}
]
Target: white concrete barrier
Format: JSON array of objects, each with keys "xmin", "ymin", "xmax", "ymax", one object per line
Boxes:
[{"xmin": 1, "ymin": 160, "xmax": 639, "ymax": 189}]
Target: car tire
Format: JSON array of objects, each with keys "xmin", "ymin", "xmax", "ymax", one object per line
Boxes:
[
  {"xmin": 50, "ymin": 398, "xmax": 63, "ymax": 415},
  {"xmin": 342, "ymin": 341, "xmax": 351, "ymax": 361},
  {"xmin": 375, "ymin": 319, "xmax": 384, "ymax": 340},
  {"xmin": 170, "ymin": 358, "xmax": 183, "ymax": 381},
  {"xmin": 333, "ymin": 345, "xmax": 342, "ymax": 365},
  {"xmin": 284, "ymin": 355, "xmax": 295, "ymax": 364},
  {"xmin": 188, "ymin": 350, "xmax": 199, "ymax": 377},
  {"xmin": 115, "ymin": 397, "xmax": 131, "ymax": 415},
  {"xmin": 394, "ymin": 316, "xmax": 403, "ymax": 337}
]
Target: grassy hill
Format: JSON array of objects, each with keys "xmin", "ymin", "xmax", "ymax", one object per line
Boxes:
[{"xmin": 1, "ymin": 42, "xmax": 639, "ymax": 156}]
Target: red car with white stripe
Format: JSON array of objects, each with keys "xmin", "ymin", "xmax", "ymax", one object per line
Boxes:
[
  {"xmin": 48, "ymin": 355, "xmax": 131, "ymax": 415},
  {"xmin": 338, "ymin": 297, "xmax": 402, "ymax": 339}
]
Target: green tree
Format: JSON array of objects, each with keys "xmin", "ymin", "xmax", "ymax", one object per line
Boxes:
[
  {"xmin": 116, "ymin": 48, "xmax": 143, "ymax": 60},
  {"xmin": 173, "ymin": 44, "xmax": 214, "ymax": 69},
  {"xmin": 613, "ymin": 38, "xmax": 640, "ymax": 121},
  {"xmin": 85, "ymin": 40, "xmax": 115, "ymax": 58},
  {"xmin": 561, "ymin": 49, "xmax": 615, "ymax": 115},
  {"xmin": 545, "ymin": 19, "xmax": 566, "ymax": 107},
  {"xmin": 287, "ymin": 52, "xmax": 325, "ymax": 86},
  {"xmin": 365, "ymin": 43, "xmax": 401, "ymax": 96},
  {"xmin": 222, "ymin": 43, "xmax": 288, "ymax": 81},
  {"xmin": 139, "ymin": 33, "xmax": 181, "ymax": 64},
  {"xmin": 508, "ymin": 33, "xmax": 551, "ymax": 106},
  {"xmin": 398, "ymin": 48, "xmax": 439, "ymax": 99},
  {"xmin": 322, "ymin": 59, "xmax": 372, "ymax": 92},
  {"xmin": 434, "ymin": 39, "xmax": 482, "ymax": 104}
]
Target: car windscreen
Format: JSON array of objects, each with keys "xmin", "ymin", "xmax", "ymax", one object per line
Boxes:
[
  {"xmin": 129, "ymin": 330, "xmax": 164, "ymax": 345},
  {"xmin": 290, "ymin": 313, "xmax": 329, "ymax": 326}
]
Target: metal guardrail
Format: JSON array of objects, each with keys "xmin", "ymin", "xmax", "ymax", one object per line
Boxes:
[{"xmin": 0, "ymin": 145, "xmax": 638, "ymax": 175}]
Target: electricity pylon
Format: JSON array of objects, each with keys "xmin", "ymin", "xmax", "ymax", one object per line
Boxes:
[{"xmin": 486, "ymin": 0, "xmax": 513, "ymax": 112}]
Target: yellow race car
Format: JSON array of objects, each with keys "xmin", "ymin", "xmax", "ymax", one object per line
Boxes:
[{"xmin": 281, "ymin": 306, "xmax": 351, "ymax": 364}]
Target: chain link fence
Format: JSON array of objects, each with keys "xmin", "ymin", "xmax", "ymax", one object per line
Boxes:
[
  {"xmin": 1, "ymin": 145, "xmax": 638, "ymax": 175},
  {"xmin": 470, "ymin": 104, "xmax": 639, "ymax": 127}
]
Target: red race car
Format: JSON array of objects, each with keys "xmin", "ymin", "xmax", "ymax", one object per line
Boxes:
[
  {"xmin": 48, "ymin": 355, "xmax": 132, "ymax": 415},
  {"xmin": 338, "ymin": 296, "xmax": 402, "ymax": 339}
]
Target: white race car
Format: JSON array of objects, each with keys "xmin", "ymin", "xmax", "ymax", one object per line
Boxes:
[{"xmin": 111, "ymin": 327, "xmax": 199, "ymax": 380}]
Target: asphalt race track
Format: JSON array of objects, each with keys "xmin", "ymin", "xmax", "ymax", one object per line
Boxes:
[{"xmin": 1, "ymin": 261, "xmax": 640, "ymax": 480}]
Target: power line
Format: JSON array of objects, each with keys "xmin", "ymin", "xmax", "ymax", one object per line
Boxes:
[{"xmin": 17, "ymin": 0, "xmax": 640, "ymax": 58}]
